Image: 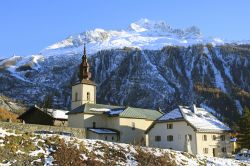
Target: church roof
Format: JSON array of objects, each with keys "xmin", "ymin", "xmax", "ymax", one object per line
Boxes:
[
  {"xmin": 73, "ymin": 79, "xmax": 96, "ymax": 86},
  {"xmin": 119, "ymin": 107, "xmax": 162, "ymax": 120},
  {"xmin": 67, "ymin": 103, "xmax": 123, "ymax": 115},
  {"xmin": 67, "ymin": 103, "xmax": 162, "ymax": 120}
]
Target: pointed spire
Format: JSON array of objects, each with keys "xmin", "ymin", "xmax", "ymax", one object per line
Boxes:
[
  {"xmin": 79, "ymin": 44, "xmax": 91, "ymax": 81},
  {"xmin": 83, "ymin": 43, "xmax": 86, "ymax": 58}
]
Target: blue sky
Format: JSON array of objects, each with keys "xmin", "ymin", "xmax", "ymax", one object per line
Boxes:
[{"xmin": 1, "ymin": 0, "xmax": 250, "ymax": 58}]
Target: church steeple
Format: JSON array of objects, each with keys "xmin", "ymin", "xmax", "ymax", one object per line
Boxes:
[{"xmin": 79, "ymin": 44, "xmax": 91, "ymax": 81}]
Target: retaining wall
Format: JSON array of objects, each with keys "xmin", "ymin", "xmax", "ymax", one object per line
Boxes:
[{"xmin": 0, "ymin": 121, "xmax": 85, "ymax": 138}]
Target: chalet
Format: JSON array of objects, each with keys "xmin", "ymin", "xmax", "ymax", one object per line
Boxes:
[
  {"xmin": 18, "ymin": 105, "xmax": 68, "ymax": 126},
  {"xmin": 145, "ymin": 105, "xmax": 232, "ymax": 157}
]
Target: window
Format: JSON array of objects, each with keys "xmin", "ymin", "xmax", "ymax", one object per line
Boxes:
[
  {"xmin": 221, "ymin": 147, "xmax": 226, "ymax": 153},
  {"xmin": 202, "ymin": 135, "xmax": 207, "ymax": 141},
  {"xmin": 167, "ymin": 123, "xmax": 173, "ymax": 129},
  {"xmin": 212, "ymin": 135, "xmax": 217, "ymax": 141},
  {"xmin": 188, "ymin": 134, "xmax": 192, "ymax": 141},
  {"xmin": 132, "ymin": 122, "xmax": 135, "ymax": 130},
  {"xmin": 75, "ymin": 92, "xmax": 78, "ymax": 101},
  {"xmin": 112, "ymin": 136, "xmax": 114, "ymax": 141},
  {"xmin": 203, "ymin": 148, "xmax": 209, "ymax": 154},
  {"xmin": 87, "ymin": 92, "xmax": 90, "ymax": 101},
  {"xmin": 155, "ymin": 136, "xmax": 161, "ymax": 142},
  {"xmin": 105, "ymin": 136, "xmax": 107, "ymax": 140},
  {"xmin": 220, "ymin": 135, "xmax": 225, "ymax": 141},
  {"xmin": 167, "ymin": 135, "xmax": 173, "ymax": 142},
  {"xmin": 93, "ymin": 122, "xmax": 96, "ymax": 128},
  {"xmin": 185, "ymin": 134, "xmax": 192, "ymax": 141}
]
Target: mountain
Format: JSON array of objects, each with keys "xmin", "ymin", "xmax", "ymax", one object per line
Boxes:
[
  {"xmin": 1, "ymin": 19, "xmax": 250, "ymax": 126},
  {"xmin": 40, "ymin": 18, "xmax": 225, "ymax": 57}
]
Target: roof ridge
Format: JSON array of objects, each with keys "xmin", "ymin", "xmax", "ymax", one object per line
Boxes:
[
  {"xmin": 126, "ymin": 106, "xmax": 156, "ymax": 111},
  {"xmin": 86, "ymin": 102, "xmax": 125, "ymax": 108},
  {"xmin": 178, "ymin": 106, "xmax": 186, "ymax": 118}
]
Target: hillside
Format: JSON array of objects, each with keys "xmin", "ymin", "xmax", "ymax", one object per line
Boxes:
[
  {"xmin": 1, "ymin": 44, "xmax": 250, "ymax": 126},
  {"xmin": 0, "ymin": 127, "xmax": 248, "ymax": 166},
  {"xmin": 0, "ymin": 95, "xmax": 26, "ymax": 115},
  {"xmin": 1, "ymin": 19, "xmax": 250, "ymax": 126}
]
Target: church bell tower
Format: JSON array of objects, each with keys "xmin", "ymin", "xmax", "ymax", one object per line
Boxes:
[{"xmin": 71, "ymin": 44, "xmax": 96, "ymax": 110}]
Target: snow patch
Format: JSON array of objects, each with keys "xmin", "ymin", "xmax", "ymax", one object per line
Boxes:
[
  {"xmin": 89, "ymin": 108, "xmax": 111, "ymax": 112},
  {"xmin": 207, "ymin": 52, "xmax": 226, "ymax": 92},
  {"xmin": 235, "ymin": 100, "xmax": 243, "ymax": 115}
]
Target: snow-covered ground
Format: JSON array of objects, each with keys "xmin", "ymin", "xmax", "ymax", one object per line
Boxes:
[{"xmin": 0, "ymin": 127, "xmax": 249, "ymax": 166}]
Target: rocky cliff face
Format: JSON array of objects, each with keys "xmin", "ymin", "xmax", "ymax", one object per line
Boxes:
[
  {"xmin": 91, "ymin": 44, "xmax": 250, "ymax": 125},
  {"xmin": 1, "ymin": 44, "xmax": 250, "ymax": 125}
]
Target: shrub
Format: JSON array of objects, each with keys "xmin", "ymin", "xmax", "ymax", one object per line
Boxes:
[
  {"xmin": 52, "ymin": 139, "xmax": 85, "ymax": 165},
  {"xmin": 0, "ymin": 108, "xmax": 19, "ymax": 122},
  {"xmin": 101, "ymin": 143, "xmax": 127, "ymax": 165},
  {"xmin": 135, "ymin": 146, "xmax": 177, "ymax": 166}
]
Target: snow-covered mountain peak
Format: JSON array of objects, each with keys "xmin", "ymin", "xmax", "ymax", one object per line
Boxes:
[
  {"xmin": 128, "ymin": 18, "xmax": 201, "ymax": 39},
  {"xmin": 128, "ymin": 18, "xmax": 171, "ymax": 33},
  {"xmin": 40, "ymin": 18, "xmax": 223, "ymax": 58}
]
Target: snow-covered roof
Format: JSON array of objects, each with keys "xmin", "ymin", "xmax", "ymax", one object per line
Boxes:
[
  {"xmin": 106, "ymin": 108, "xmax": 124, "ymax": 116},
  {"xmin": 46, "ymin": 109, "xmax": 68, "ymax": 120},
  {"xmin": 158, "ymin": 108, "xmax": 183, "ymax": 121},
  {"xmin": 88, "ymin": 128, "xmax": 118, "ymax": 134},
  {"xmin": 19, "ymin": 106, "xmax": 69, "ymax": 120},
  {"xmin": 89, "ymin": 108, "xmax": 111, "ymax": 112},
  {"xmin": 158, "ymin": 105, "xmax": 231, "ymax": 132}
]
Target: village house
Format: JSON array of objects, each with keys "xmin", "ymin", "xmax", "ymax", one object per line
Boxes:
[
  {"xmin": 67, "ymin": 45, "xmax": 163, "ymax": 144},
  {"xmin": 18, "ymin": 105, "xmax": 68, "ymax": 126},
  {"xmin": 145, "ymin": 105, "xmax": 232, "ymax": 157}
]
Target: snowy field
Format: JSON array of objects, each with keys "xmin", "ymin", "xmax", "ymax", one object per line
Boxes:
[{"xmin": 0, "ymin": 127, "xmax": 249, "ymax": 166}]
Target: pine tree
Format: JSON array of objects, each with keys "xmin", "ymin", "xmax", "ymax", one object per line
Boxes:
[
  {"xmin": 43, "ymin": 94, "xmax": 53, "ymax": 109},
  {"xmin": 237, "ymin": 106, "xmax": 250, "ymax": 149}
]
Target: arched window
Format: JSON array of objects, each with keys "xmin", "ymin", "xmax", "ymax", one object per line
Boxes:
[
  {"xmin": 75, "ymin": 92, "xmax": 78, "ymax": 101},
  {"xmin": 87, "ymin": 92, "xmax": 90, "ymax": 101}
]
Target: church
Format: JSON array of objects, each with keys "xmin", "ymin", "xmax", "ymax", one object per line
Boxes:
[
  {"xmin": 67, "ymin": 45, "xmax": 163, "ymax": 144},
  {"xmin": 67, "ymin": 45, "xmax": 232, "ymax": 157}
]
